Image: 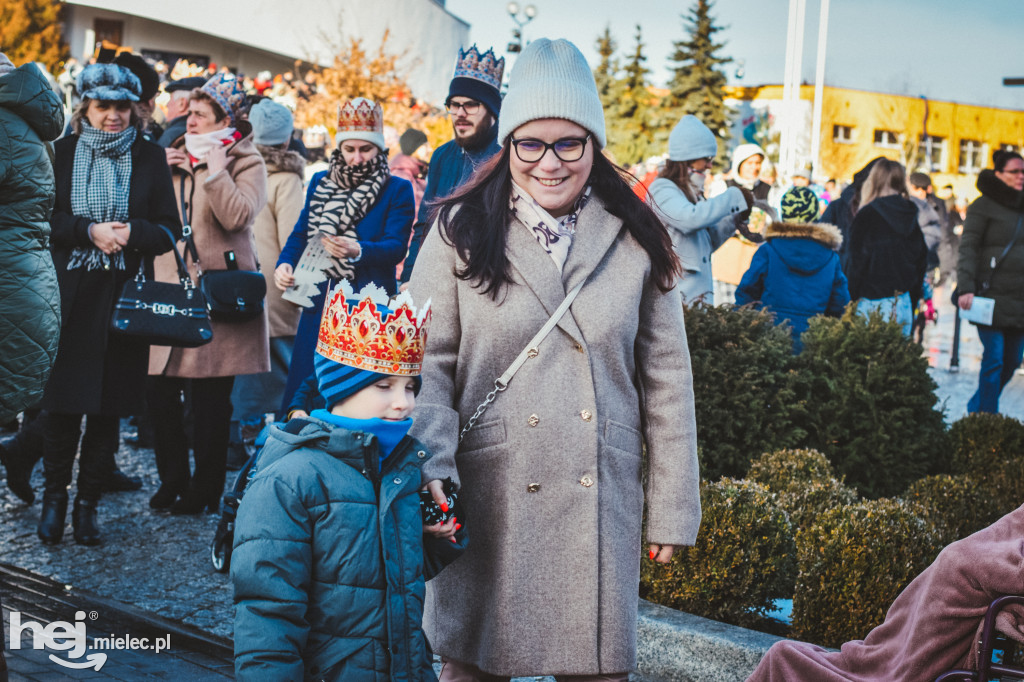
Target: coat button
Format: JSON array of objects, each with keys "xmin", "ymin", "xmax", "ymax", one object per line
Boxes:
[
  {"xmin": 580, "ymin": 409, "xmax": 592, "ymax": 422},
  {"xmin": 527, "ymin": 483, "xmax": 541, "ymax": 493},
  {"xmin": 417, "ymin": 450, "xmax": 426, "ymax": 458},
  {"xmin": 575, "ymin": 343, "xmax": 584, "ymax": 353},
  {"xmin": 393, "ymin": 477, "xmax": 401, "ymax": 485},
  {"xmin": 527, "ymin": 347, "xmax": 539, "ymax": 358},
  {"xmin": 527, "ymin": 414, "xmax": 539, "ymax": 427},
  {"xmin": 580, "ymin": 476, "xmax": 594, "ymax": 488}
]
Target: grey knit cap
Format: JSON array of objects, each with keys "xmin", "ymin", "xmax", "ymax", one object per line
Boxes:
[
  {"xmin": 0, "ymin": 53, "xmax": 15, "ymax": 77},
  {"xmin": 498, "ymin": 38, "xmax": 606, "ymax": 148},
  {"xmin": 667, "ymin": 115, "xmax": 718, "ymax": 161},
  {"xmin": 250, "ymin": 99, "xmax": 294, "ymax": 146}
]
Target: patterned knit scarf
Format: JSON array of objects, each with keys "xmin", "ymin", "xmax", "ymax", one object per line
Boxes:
[
  {"xmin": 510, "ymin": 182, "xmax": 591, "ymax": 271},
  {"xmin": 67, "ymin": 122, "xmax": 137, "ymax": 271},
  {"xmin": 305, "ymin": 150, "xmax": 389, "ymax": 280}
]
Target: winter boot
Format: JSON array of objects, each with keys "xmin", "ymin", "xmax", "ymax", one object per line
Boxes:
[
  {"xmin": 72, "ymin": 498, "xmax": 101, "ymax": 546},
  {"xmin": 37, "ymin": 494, "xmax": 68, "ymax": 545}
]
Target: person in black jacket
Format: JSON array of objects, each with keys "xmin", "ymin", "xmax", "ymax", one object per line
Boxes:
[
  {"xmin": 845, "ymin": 159, "xmax": 927, "ymax": 336},
  {"xmin": 37, "ymin": 63, "xmax": 181, "ymax": 546},
  {"xmin": 820, "ymin": 156, "xmax": 886, "ymax": 272}
]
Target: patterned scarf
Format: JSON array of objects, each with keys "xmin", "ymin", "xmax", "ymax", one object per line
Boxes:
[
  {"xmin": 68, "ymin": 122, "xmax": 136, "ymax": 271},
  {"xmin": 509, "ymin": 182, "xmax": 591, "ymax": 271},
  {"xmin": 305, "ymin": 149, "xmax": 390, "ymax": 280}
]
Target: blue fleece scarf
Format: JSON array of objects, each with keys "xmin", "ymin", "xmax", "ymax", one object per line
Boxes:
[{"xmin": 311, "ymin": 409, "xmax": 412, "ymax": 468}]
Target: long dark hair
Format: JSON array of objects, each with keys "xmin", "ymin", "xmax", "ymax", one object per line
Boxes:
[
  {"xmin": 659, "ymin": 159, "xmax": 699, "ymax": 203},
  {"xmin": 433, "ymin": 144, "xmax": 681, "ymax": 299}
]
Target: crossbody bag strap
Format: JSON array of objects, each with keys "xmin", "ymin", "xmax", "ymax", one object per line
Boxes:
[
  {"xmin": 990, "ymin": 215, "xmax": 1024, "ymax": 275},
  {"xmin": 458, "ymin": 276, "xmax": 588, "ymax": 443},
  {"xmin": 178, "ymin": 173, "xmax": 203, "ymax": 275}
]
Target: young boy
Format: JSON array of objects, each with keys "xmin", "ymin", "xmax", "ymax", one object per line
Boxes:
[{"xmin": 231, "ymin": 281, "xmax": 462, "ymax": 681}]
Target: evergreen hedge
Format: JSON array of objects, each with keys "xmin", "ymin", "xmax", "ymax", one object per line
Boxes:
[
  {"xmin": 949, "ymin": 413, "xmax": 1024, "ymax": 517},
  {"xmin": 747, "ymin": 449, "xmax": 858, "ymax": 533},
  {"xmin": 796, "ymin": 308, "xmax": 950, "ymax": 498},
  {"xmin": 683, "ymin": 303, "xmax": 808, "ymax": 481},
  {"xmin": 791, "ymin": 498, "xmax": 943, "ymax": 648},
  {"xmin": 640, "ymin": 478, "xmax": 795, "ymax": 628},
  {"xmin": 903, "ymin": 474, "xmax": 1000, "ymax": 546}
]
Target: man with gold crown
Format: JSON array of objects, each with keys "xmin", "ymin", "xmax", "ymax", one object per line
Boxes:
[
  {"xmin": 231, "ymin": 280, "xmax": 466, "ymax": 681},
  {"xmin": 399, "ymin": 45, "xmax": 504, "ymax": 286}
]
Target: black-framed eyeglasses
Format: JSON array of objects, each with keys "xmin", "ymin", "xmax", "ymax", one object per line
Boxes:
[
  {"xmin": 510, "ymin": 135, "xmax": 591, "ymax": 163},
  {"xmin": 446, "ymin": 99, "xmax": 482, "ymax": 116}
]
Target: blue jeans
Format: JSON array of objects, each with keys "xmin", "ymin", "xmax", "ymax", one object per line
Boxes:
[
  {"xmin": 968, "ymin": 326, "xmax": 1024, "ymax": 414},
  {"xmin": 857, "ymin": 292, "xmax": 913, "ymax": 336}
]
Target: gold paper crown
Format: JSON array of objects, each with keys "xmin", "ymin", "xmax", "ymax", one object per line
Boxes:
[
  {"xmin": 453, "ymin": 45, "xmax": 505, "ymax": 90},
  {"xmin": 317, "ymin": 281, "xmax": 431, "ymax": 377},
  {"xmin": 336, "ymin": 97, "xmax": 383, "ymax": 134}
]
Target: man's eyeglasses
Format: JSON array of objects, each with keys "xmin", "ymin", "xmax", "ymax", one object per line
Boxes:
[
  {"xmin": 510, "ymin": 135, "xmax": 591, "ymax": 163},
  {"xmin": 1001, "ymin": 168, "xmax": 1024, "ymax": 175},
  {"xmin": 446, "ymin": 100, "xmax": 482, "ymax": 116}
]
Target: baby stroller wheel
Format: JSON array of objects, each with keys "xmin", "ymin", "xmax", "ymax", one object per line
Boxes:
[{"xmin": 211, "ymin": 523, "xmax": 232, "ymax": 573}]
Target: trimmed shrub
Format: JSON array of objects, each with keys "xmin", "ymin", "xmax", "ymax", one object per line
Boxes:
[
  {"xmin": 684, "ymin": 303, "xmax": 810, "ymax": 480},
  {"xmin": 791, "ymin": 498, "xmax": 943, "ymax": 648},
  {"xmin": 949, "ymin": 413, "xmax": 1024, "ymax": 516},
  {"xmin": 903, "ymin": 474, "xmax": 1000, "ymax": 545},
  {"xmin": 640, "ymin": 478, "xmax": 796, "ymax": 628},
  {"xmin": 796, "ymin": 307, "xmax": 951, "ymax": 498},
  {"xmin": 747, "ymin": 448, "xmax": 857, "ymax": 535}
]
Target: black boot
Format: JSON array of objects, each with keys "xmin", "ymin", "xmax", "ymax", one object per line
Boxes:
[
  {"xmin": 169, "ymin": 484, "xmax": 218, "ymax": 516},
  {"xmin": 72, "ymin": 498, "xmax": 101, "ymax": 546},
  {"xmin": 149, "ymin": 482, "xmax": 185, "ymax": 510},
  {"xmin": 37, "ymin": 494, "xmax": 68, "ymax": 545},
  {"xmin": 0, "ymin": 440, "xmax": 36, "ymax": 504},
  {"xmin": 102, "ymin": 468, "xmax": 143, "ymax": 493}
]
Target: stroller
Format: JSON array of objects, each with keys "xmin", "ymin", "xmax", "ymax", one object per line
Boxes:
[{"xmin": 210, "ymin": 424, "xmax": 272, "ymax": 573}]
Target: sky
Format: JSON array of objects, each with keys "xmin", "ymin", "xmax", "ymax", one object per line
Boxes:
[{"xmin": 442, "ymin": 0, "xmax": 1024, "ymax": 110}]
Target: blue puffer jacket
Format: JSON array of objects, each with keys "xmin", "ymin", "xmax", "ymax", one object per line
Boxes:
[
  {"xmin": 736, "ymin": 221, "xmax": 850, "ymax": 351},
  {"xmin": 232, "ymin": 417, "xmax": 463, "ymax": 681}
]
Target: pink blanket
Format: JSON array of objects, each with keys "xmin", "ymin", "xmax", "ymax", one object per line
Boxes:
[{"xmin": 747, "ymin": 505, "xmax": 1024, "ymax": 682}]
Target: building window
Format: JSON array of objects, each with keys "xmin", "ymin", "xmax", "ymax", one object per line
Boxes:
[
  {"xmin": 873, "ymin": 129, "xmax": 900, "ymax": 149},
  {"xmin": 919, "ymin": 135, "xmax": 946, "ymax": 173},
  {"xmin": 833, "ymin": 125, "xmax": 854, "ymax": 144},
  {"xmin": 1000, "ymin": 143, "xmax": 1021, "ymax": 155},
  {"xmin": 959, "ymin": 139, "xmax": 985, "ymax": 174}
]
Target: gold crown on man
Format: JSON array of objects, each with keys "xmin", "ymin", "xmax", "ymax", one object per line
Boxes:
[
  {"xmin": 453, "ymin": 45, "xmax": 505, "ymax": 90},
  {"xmin": 317, "ymin": 281, "xmax": 431, "ymax": 376},
  {"xmin": 336, "ymin": 97, "xmax": 383, "ymax": 134}
]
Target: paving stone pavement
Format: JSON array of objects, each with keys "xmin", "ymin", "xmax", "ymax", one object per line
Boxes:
[{"xmin": 0, "ymin": 284, "xmax": 1019, "ymax": 680}]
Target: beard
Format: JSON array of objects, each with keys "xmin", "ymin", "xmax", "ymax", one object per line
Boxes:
[{"xmin": 453, "ymin": 115, "xmax": 494, "ymax": 150}]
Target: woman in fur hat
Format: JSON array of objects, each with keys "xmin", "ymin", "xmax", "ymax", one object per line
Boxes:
[
  {"xmin": 736, "ymin": 186, "xmax": 850, "ymax": 351},
  {"xmin": 38, "ymin": 62, "xmax": 180, "ymax": 545},
  {"xmin": 408, "ymin": 38, "xmax": 701, "ymax": 681},
  {"xmin": 647, "ymin": 115, "xmax": 754, "ymax": 305}
]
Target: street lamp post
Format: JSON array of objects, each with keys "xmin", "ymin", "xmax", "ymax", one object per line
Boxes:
[{"xmin": 506, "ymin": 2, "xmax": 537, "ymax": 54}]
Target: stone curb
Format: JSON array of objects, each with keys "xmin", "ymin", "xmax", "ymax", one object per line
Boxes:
[{"xmin": 635, "ymin": 599, "xmax": 782, "ymax": 682}]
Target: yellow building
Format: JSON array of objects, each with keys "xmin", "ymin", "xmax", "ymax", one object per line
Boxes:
[{"xmin": 725, "ymin": 84, "xmax": 1024, "ymax": 196}]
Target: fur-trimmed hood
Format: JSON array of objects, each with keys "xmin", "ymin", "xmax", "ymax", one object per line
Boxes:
[
  {"xmin": 765, "ymin": 220, "xmax": 843, "ymax": 251},
  {"xmin": 977, "ymin": 168, "xmax": 1024, "ymax": 211},
  {"xmin": 257, "ymin": 144, "xmax": 306, "ymax": 176}
]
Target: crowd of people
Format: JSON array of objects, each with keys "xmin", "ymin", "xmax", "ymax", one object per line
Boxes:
[{"xmin": 1, "ymin": 32, "xmax": 1023, "ymax": 682}]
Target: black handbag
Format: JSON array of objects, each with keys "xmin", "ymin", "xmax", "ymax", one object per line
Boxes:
[
  {"xmin": 178, "ymin": 175, "xmax": 266, "ymax": 322},
  {"xmin": 110, "ymin": 225, "xmax": 213, "ymax": 347}
]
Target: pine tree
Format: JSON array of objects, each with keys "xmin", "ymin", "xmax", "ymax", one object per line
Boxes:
[
  {"xmin": 594, "ymin": 25, "xmax": 618, "ymax": 107},
  {"xmin": 662, "ymin": 0, "xmax": 733, "ymax": 161},
  {"xmin": 0, "ymin": 0, "xmax": 68, "ymax": 72},
  {"xmin": 605, "ymin": 25, "xmax": 659, "ymax": 167}
]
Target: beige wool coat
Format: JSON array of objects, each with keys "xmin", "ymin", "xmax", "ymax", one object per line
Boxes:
[
  {"xmin": 149, "ymin": 126, "xmax": 270, "ymax": 378},
  {"xmin": 253, "ymin": 145, "xmax": 304, "ymax": 338},
  {"xmin": 408, "ymin": 197, "xmax": 702, "ymax": 677}
]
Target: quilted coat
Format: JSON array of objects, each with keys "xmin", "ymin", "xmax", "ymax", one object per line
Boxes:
[
  {"xmin": 408, "ymin": 196, "xmax": 702, "ymax": 676},
  {"xmin": 735, "ymin": 221, "xmax": 850, "ymax": 351},
  {"xmin": 232, "ymin": 417, "xmax": 458, "ymax": 682},
  {"xmin": 149, "ymin": 122, "xmax": 270, "ymax": 378},
  {"xmin": 0, "ymin": 63, "xmax": 64, "ymax": 421}
]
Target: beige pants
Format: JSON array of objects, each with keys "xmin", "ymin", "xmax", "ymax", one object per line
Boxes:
[{"xmin": 439, "ymin": 657, "xmax": 630, "ymax": 682}]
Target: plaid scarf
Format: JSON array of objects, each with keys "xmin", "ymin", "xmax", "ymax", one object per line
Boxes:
[
  {"xmin": 305, "ymin": 150, "xmax": 389, "ymax": 280},
  {"xmin": 510, "ymin": 182, "xmax": 591, "ymax": 271},
  {"xmin": 67, "ymin": 122, "xmax": 136, "ymax": 271}
]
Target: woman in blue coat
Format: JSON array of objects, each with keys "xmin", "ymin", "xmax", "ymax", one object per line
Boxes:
[
  {"xmin": 274, "ymin": 98, "xmax": 414, "ymax": 411},
  {"xmin": 736, "ymin": 187, "xmax": 850, "ymax": 351}
]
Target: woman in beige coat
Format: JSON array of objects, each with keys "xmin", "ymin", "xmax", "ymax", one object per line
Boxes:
[
  {"xmin": 409, "ymin": 39, "xmax": 701, "ymax": 681},
  {"xmin": 147, "ymin": 74, "xmax": 269, "ymax": 514}
]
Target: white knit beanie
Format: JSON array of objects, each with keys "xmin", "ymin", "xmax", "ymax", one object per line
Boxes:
[
  {"xmin": 250, "ymin": 99, "xmax": 294, "ymax": 146},
  {"xmin": 731, "ymin": 143, "xmax": 767, "ymax": 175},
  {"xmin": 498, "ymin": 38, "xmax": 606, "ymax": 148},
  {"xmin": 667, "ymin": 115, "xmax": 718, "ymax": 161}
]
